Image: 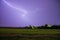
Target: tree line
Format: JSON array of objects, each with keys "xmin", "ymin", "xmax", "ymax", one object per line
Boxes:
[
  {"xmin": 0, "ymin": 24, "xmax": 60, "ymax": 29},
  {"xmin": 24, "ymin": 24, "xmax": 60, "ymax": 29}
]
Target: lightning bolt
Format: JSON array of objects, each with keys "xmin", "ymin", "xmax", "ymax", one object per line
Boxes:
[
  {"xmin": 2, "ymin": 0, "xmax": 28, "ymax": 17},
  {"xmin": 2, "ymin": 0, "xmax": 33, "ymax": 24}
]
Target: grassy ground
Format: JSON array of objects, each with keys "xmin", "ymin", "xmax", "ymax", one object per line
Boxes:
[
  {"xmin": 0, "ymin": 28, "xmax": 60, "ymax": 40},
  {"xmin": 0, "ymin": 28, "xmax": 60, "ymax": 34}
]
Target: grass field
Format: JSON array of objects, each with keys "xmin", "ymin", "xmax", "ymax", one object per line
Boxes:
[
  {"xmin": 0, "ymin": 28, "xmax": 60, "ymax": 34},
  {"xmin": 0, "ymin": 28, "xmax": 60, "ymax": 40}
]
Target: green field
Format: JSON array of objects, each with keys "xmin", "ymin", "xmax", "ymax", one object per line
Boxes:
[
  {"xmin": 0, "ymin": 28, "xmax": 60, "ymax": 40},
  {"xmin": 0, "ymin": 28, "xmax": 60, "ymax": 34}
]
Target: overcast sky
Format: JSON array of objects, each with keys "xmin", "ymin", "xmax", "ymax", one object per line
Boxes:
[{"xmin": 0, "ymin": 0, "xmax": 60, "ymax": 27}]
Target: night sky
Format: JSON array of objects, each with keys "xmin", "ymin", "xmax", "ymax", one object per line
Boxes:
[{"xmin": 0, "ymin": 0, "xmax": 60, "ymax": 27}]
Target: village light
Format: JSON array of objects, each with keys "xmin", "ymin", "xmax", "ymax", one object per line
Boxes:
[{"xmin": 47, "ymin": 24, "xmax": 51, "ymax": 27}]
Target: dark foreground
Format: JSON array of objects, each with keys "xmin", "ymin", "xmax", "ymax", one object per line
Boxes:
[
  {"xmin": 0, "ymin": 34, "xmax": 60, "ymax": 40},
  {"xmin": 0, "ymin": 28, "xmax": 60, "ymax": 40}
]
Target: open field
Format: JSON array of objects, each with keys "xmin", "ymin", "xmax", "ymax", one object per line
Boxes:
[
  {"xmin": 0, "ymin": 28, "xmax": 60, "ymax": 40},
  {"xmin": 0, "ymin": 28, "xmax": 60, "ymax": 34}
]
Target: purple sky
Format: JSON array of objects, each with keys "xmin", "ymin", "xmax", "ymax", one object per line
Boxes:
[{"xmin": 0, "ymin": 0, "xmax": 60, "ymax": 27}]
